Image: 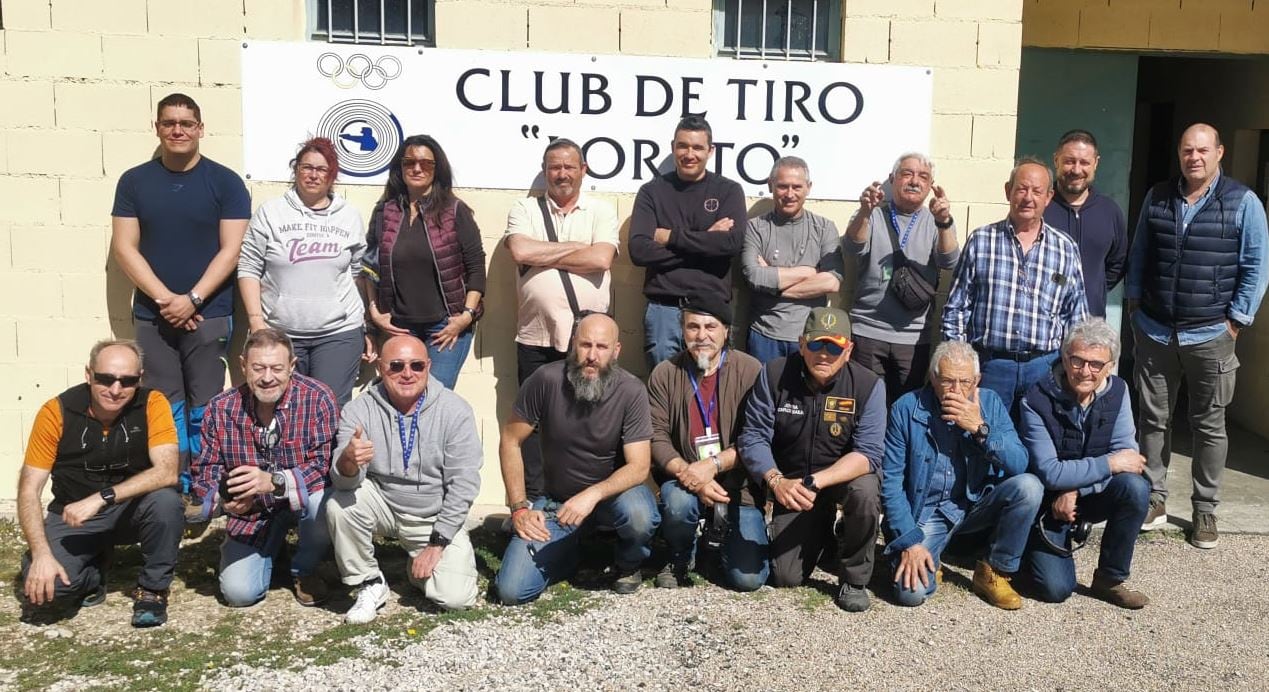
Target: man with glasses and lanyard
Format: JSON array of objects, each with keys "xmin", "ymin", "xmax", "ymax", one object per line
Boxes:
[
  {"xmin": 326, "ymin": 335, "xmax": 482, "ymax": 624},
  {"xmin": 737, "ymin": 307, "xmax": 886, "ymax": 612},
  {"xmin": 191, "ymin": 328, "xmax": 338, "ymax": 609},
  {"xmin": 18, "ymin": 339, "xmax": 183, "ymax": 627}
]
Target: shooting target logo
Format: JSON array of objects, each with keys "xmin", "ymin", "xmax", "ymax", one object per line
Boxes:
[
  {"xmin": 316, "ymin": 52, "xmax": 402, "ymax": 90},
  {"xmin": 315, "ymin": 100, "xmax": 404, "ymax": 178}
]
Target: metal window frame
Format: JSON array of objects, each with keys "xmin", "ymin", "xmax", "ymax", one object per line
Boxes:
[
  {"xmin": 309, "ymin": 0, "xmax": 436, "ymax": 47},
  {"xmin": 712, "ymin": 0, "xmax": 841, "ymax": 62}
]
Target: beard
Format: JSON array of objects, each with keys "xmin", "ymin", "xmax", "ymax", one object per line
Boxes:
[
  {"xmin": 695, "ymin": 351, "xmax": 713, "ymax": 372},
  {"xmin": 566, "ymin": 357, "xmax": 618, "ymax": 404}
]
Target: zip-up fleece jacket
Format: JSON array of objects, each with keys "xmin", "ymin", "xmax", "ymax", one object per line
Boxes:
[
  {"xmin": 331, "ymin": 376, "xmax": 482, "ymax": 541},
  {"xmin": 1042, "ymin": 186, "xmax": 1127, "ymax": 317}
]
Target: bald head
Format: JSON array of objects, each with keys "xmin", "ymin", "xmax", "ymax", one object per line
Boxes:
[
  {"xmin": 380, "ymin": 334, "xmax": 428, "ymax": 363},
  {"xmin": 1180, "ymin": 123, "xmax": 1222, "ymax": 148},
  {"xmin": 1178, "ymin": 123, "xmax": 1224, "ymax": 191},
  {"xmin": 576, "ymin": 313, "xmax": 619, "ymax": 343}
]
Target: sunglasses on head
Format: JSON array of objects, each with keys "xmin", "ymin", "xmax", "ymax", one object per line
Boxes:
[
  {"xmin": 92, "ymin": 372, "xmax": 141, "ymax": 388},
  {"xmin": 806, "ymin": 339, "xmax": 846, "ymax": 357},
  {"xmin": 387, "ymin": 359, "xmax": 428, "ymax": 374}
]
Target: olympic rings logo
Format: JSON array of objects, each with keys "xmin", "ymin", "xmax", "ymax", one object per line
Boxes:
[{"xmin": 316, "ymin": 52, "xmax": 402, "ymax": 91}]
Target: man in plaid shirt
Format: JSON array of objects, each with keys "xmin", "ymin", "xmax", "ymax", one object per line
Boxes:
[
  {"xmin": 192, "ymin": 328, "xmax": 337, "ymax": 607},
  {"xmin": 942, "ymin": 158, "xmax": 1089, "ymax": 412}
]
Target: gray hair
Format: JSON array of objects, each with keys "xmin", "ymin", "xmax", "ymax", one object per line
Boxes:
[
  {"xmin": 891, "ymin": 152, "xmax": 934, "ymax": 179},
  {"xmin": 1008, "ymin": 155, "xmax": 1052, "ymax": 189},
  {"xmin": 768, "ymin": 156, "xmax": 811, "ymax": 185},
  {"xmin": 929, "ymin": 340, "xmax": 979, "ymax": 378},
  {"xmin": 244, "ymin": 327, "xmax": 295, "ymax": 359},
  {"xmin": 1062, "ymin": 318, "xmax": 1121, "ymax": 362},
  {"xmin": 88, "ymin": 338, "xmax": 144, "ymax": 371}
]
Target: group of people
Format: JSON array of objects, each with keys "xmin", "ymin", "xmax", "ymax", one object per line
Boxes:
[{"xmin": 16, "ymin": 92, "xmax": 1267, "ymax": 628}]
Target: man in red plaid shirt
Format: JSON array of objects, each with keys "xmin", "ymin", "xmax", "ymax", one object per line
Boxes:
[{"xmin": 191, "ymin": 328, "xmax": 337, "ymax": 607}]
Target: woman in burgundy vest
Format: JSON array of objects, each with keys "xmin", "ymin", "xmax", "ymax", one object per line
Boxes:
[{"xmin": 360, "ymin": 135, "xmax": 486, "ymax": 389}]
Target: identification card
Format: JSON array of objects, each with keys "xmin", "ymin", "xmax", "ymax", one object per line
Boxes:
[
  {"xmin": 694, "ymin": 431, "xmax": 722, "ymax": 460},
  {"xmin": 881, "ymin": 258, "xmax": 893, "ymax": 282}
]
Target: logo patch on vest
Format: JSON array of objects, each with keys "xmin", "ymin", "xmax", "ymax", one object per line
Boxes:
[
  {"xmin": 824, "ymin": 396, "xmax": 855, "ymax": 415},
  {"xmin": 829, "ymin": 422, "xmax": 843, "ymax": 437},
  {"xmin": 704, "ymin": 198, "xmax": 720, "ymax": 213}
]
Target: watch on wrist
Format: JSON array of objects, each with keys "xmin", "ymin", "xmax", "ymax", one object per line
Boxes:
[
  {"xmin": 973, "ymin": 423, "xmax": 990, "ymax": 442},
  {"xmin": 99, "ymin": 487, "xmax": 117, "ymax": 506},
  {"xmin": 270, "ymin": 471, "xmax": 288, "ymax": 498},
  {"xmin": 462, "ymin": 306, "xmax": 477, "ymax": 321},
  {"xmin": 802, "ymin": 475, "xmax": 819, "ymax": 493},
  {"xmin": 187, "ymin": 291, "xmax": 204, "ymax": 308},
  {"xmin": 935, "ymin": 217, "xmax": 955, "ymax": 230},
  {"xmin": 428, "ymin": 532, "xmax": 451, "ymax": 548},
  {"xmin": 509, "ymin": 499, "xmax": 531, "ymax": 512}
]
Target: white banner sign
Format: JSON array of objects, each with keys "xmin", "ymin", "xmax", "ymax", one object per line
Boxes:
[{"xmin": 241, "ymin": 42, "xmax": 932, "ymax": 200}]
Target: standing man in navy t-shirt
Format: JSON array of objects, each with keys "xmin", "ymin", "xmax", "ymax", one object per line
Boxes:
[{"xmin": 110, "ymin": 93, "xmax": 251, "ymax": 494}]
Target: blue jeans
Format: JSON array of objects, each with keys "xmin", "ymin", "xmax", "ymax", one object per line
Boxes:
[
  {"xmin": 1024, "ymin": 473, "xmax": 1150, "ymax": 602},
  {"xmin": 746, "ymin": 328, "xmax": 800, "ymax": 365},
  {"xmin": 644, "ymin": 302, "xmax": 683, "ymax": 371},
  {"xmin": 659, "ymin": 480, "xmax": 770, "ymax": 592},
  {"xmin": 495, "ymin": 485, "xmax": 661, "ymax": 605},
  {"xmin": 293, "ymin": 326, "xmax": 364, "ymax": 407},
  {"xmin": 979, "ymin": 352, "xmax": 1059, "ymax": 415},
  {"xmin": 219, "ymin": 489, "xmax": 330, "ymax": 607},
  {"xmin": 891, "ymin": 474, "xmax": 1043, "ymax": 606},
  {"xmin": 407, "ymin": 320, "xmax": 474, "ymax": 390}
]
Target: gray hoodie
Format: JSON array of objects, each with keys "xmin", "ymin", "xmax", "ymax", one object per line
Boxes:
[
  {"xmin": 239, "ymin": 188, "xmax": 366, "ymax": 338},
  {"xmin": 331, "ymin": 375, "xmax": 482, "ymax": 541}
]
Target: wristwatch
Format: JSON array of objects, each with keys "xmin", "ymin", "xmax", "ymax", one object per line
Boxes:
[
  {"xmin": 270, "ymin": 471, "xmax": 288, "ymax": 498},
  {"xmin": 99, "ymin": 487, "xmax": 117, "ymax": 506},
  {"xmin": 973, "ymin": 423, "xmax": 990, "ymax": 444},
  {"xmin": 509, "ymin": 499, "xmax": 532, "ymax": 512},
  {"xmin": 802, "ymin": 475, "xmax": 820, "ymax": 493},
  {"xmin": 935, "ymin": 217, "xmax": 955, "ymax": 230},
  {"xmin": 428, "ymin": 532, "xmax": 451, "ymax": 548},
  {"xmin": 187, "ymin": 291, "xmax": 204, "ymax": 309}
]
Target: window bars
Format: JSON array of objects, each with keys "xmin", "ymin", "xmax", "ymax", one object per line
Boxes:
[{"xmin": 312, "ymin": 0, "xmax": 434, "ymax": 46}]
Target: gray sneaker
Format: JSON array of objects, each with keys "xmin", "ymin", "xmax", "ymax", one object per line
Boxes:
[
  {"xmin": 613, "ymin": 568, "xmax": 643, "ymax": 595},
  {"xmin": 1190, "ymin": 511, "xmax": 1219, "ymax": 549},
  {"xmin": 835, "ymin": 583, "xmax": 871, "ymax": 612},
  {"xmin": 1141, "ymin": 497, "xmax": 1168, "ymax": 531}
]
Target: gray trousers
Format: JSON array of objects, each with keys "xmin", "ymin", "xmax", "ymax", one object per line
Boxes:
[{"xmin": 1133, "ymin": 323, "xmax": 1239, "ymax": 513}]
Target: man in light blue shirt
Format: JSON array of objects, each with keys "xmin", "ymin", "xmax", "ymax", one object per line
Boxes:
[{"xmin": 1125, "ymin": 123, "xmax": 1269, "ymax": 549}]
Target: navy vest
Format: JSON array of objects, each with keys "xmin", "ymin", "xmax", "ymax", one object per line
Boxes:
[
  {"xmin": 1023, "ymin": 373, "xmax": 1125, "ymax": 461},
  {"xmin": 1141, "ymin": 175, "xmax": 1249, "ymax": 329},
  {"xmin": 51, "ymin": 384, "xmax": 154, "ymax": 509},
  {"xmin": 764, "ymin": 357, "xmax": 880, "ymax": 478}
]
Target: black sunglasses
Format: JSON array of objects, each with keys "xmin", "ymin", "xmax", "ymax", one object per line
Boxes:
[
  {"xmin": 387, "ymin": 359, "xmax": 428, "ymax": 374},
  {"xmin": 806, "ymin": 340, "xmax": 846, "ymax": 357},
  {"xmin": 92, "ymin": 372, "xmax": 141, "ymax": 388}
]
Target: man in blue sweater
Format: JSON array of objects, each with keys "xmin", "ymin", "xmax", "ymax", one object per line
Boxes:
[{"xmin": 1043, "ymin": 130, "xmax": 1128, "ymax": 317}]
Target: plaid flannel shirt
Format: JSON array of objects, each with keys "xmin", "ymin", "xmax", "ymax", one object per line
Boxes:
[
  {"xmin": 942, "ymin": 220, "xmax": 1089, "ymax": 353},
  {"xmin": 192, "ymin": 374, "xmax": 337, "ymax": 547}
]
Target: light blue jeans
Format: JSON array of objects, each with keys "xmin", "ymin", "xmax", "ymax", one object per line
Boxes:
[
  {"xmin": 979, "ymin": 351, "xmax": 1059, "ymax": 416},
  {"xmin": 644, "ymin": 302, "xmax": 683, "ymax": 371},
  {"xmin": 659, "ymin": 480, "xmax": 769, "ymax": 591},
  {"xmin": 407, "ymin": 320, "xmax": 474, "ymax": 390},
  {"xmin": 219, "ymin": 488, "xmax": 330, "ymax": 607},
  {"xmin": 495, "ymin": 486, "xmax": 660, "ymax": 605}
]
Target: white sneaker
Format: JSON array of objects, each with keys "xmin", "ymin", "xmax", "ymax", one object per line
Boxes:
[{"xmin": 345, "ymin": 579, "xmax": 389, "ymax": 624}]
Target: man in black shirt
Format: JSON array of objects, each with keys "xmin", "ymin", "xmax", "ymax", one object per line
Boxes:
[{"xmin": 629, "ymin": 115, "xmax": 748, "ymax": 370}]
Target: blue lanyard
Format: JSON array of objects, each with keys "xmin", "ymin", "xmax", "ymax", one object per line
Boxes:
[
  {"xmin": 888, "ymin": 204, "xmax": 920, "ymax": 251},
  {"xmin": 687, "ymin": 351, "xmax": 725, "ymax": 435},
  {"xmin": 396, "ymin": 397, "xmax": 423, "ymax": 473}
]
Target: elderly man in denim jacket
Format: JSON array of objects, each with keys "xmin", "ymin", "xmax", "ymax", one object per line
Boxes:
[{"xmin": 880, "ymin": 341, "xmax": 1042, "ymax": 610}]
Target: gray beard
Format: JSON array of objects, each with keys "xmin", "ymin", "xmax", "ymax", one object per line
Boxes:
[
  {"xmin": 566, "ymin": 359, "xmax": 617, "ymax": 403},
  {"xmin": 694, "ymin": 351, "xmax": 713, "ymax": 373}
]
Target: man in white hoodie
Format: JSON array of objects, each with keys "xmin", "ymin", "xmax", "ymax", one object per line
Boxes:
[{"xmin": 326, "ymin": 335, "xmax": 482, "ymax": 624}]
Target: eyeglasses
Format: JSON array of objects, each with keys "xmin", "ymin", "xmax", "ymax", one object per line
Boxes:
[
  {"xmin": 92, "ymin": 372, "xmax": 141, "ymax": 388},
  {"xmin": 806, "ymin": 339, "xmax": 846, "ymax": 357},
  {"xmin": 401, "ymin": 158, "xmax": 436, "ymax": 171},
  {"xmin": 387, "ymin": 359, "xmax": 428, "ymax": 374},
  {"xmin": 297, "ymin": 163, "xmax": 331, "ymax": 176},
  {"xmin": 158, "ymin": 119, "xmax": 201, "ymax": 131},
  {"xmin": 1067, "ymin": 356, "xmax": 1109, "ymax": 374},
  {"xmin": 938, "ymin": 377, "xmax": 976, "ymax": 389}
]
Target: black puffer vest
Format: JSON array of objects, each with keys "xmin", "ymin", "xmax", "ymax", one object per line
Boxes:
[{"xmin": 1023, "ymin": 373, "xmax": 1125, "ymax": 461}]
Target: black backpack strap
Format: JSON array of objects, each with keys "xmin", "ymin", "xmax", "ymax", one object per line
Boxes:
[{"xmin": 538, "ymin": 195, "xmax": 581, "ymax": 319}]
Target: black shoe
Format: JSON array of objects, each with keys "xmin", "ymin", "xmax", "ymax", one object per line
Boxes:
[
  {"xmin": 654, "ymin": 563, "xmax": 691, "ymax": 589},
  {"xmin": 131, "ymin": 586, "xmax": 168, "ymax": 628},
  {"xmin": 80, "ymin": 584, "xmax": 107, "ymax": 608},
  {"xmin": 835, "ymin": 583, "xmax": 871, "ymax": 612},
  {"xmin": 612, "ymin": 568, "xmax": 643, "ymax": 595}
]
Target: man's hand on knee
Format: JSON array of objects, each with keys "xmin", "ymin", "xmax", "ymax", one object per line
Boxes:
[{"xmin": 25, "ymin": 554, "xmax": 70, "ymax": 606}]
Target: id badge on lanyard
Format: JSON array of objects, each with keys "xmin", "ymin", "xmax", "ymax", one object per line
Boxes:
[{"xmin": 689, "ymin": 353, "xmax": 725, "ymax": 460}]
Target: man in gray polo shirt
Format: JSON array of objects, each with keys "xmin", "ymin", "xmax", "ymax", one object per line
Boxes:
[
  {"xmin": 741, "ymin": 156, "xmax": 844, "ymax": 364},
  {"xmin": 845, "ymin": 152, "xmax": 961, "ymax": 403}
]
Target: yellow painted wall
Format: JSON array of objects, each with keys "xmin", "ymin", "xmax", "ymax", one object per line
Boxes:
[
  {"xmin": 0, "ymin": 0, "xmax": 1024, "ymax": 507},
  {"xmin": 1023, "ymin": 0, "xmax": 1269, "ymax": 54}
]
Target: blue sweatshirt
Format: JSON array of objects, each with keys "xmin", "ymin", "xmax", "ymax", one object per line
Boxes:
[{"xmin": 1042, "ymin": 186, "xmax": 1127, "ymax": 317}]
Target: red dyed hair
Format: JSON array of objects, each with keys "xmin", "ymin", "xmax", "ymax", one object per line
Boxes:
[{"xmin": 291, "ymin": 137, "xmax": 339, "ymax": 182}]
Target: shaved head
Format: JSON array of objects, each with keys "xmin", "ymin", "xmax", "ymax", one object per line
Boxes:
[
  {"xmin": 576, "ymin": 312, "xmax": 619, "ymax": 343},
  {"xmin": 1180, "ymin": 122, "xmax": 1222, "ymax": 148},
  {"xmin": 380, "ymin": 334, "xmax": 429, "ymax": 362}
]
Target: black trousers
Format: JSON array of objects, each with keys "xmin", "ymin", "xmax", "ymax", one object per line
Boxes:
[
  {"xmin": 769, "ymin": 473, "xmax": 880, "ymax": 588},
  {"xmin": 517, "ymin": 342, "xmax": 568, "ymax": 500},
  {"xmin": 851, "ymin": 334, "xmax": 931, "ymax": 406}
]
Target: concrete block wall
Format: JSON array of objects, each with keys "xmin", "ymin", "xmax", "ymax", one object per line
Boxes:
[
  {"xmin": 0, "ymin": 0, "xmax": 1025, "ymax": 506},
  {"xmin": 1023, "ymin": 0, "xmax": 1269, "ymax": 55}
]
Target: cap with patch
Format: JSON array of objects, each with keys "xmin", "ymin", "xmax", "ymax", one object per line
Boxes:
[
  {"xmin": 803, "ymin": 307, "xmax": 851, "ymax": 342},
  {"xmin": 681, "ymin": 294, "xmax": 732, "ymax": 327}
]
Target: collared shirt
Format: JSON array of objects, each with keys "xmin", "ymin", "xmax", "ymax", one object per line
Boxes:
[
  {"xmin": 505, "ymin": 192, "xmax": 620, "ymax": 351},
  {"xmin": 942, "ymin": 220, "xmax": 1089, "ymax": 353},
  {"xmin": 1125, "ymin": 172, "xmax": 1269, "ymax": 346},
  {"xmin": 918, "ymin": 421, "xmax": 968, "ymax": 526},
  {"xmin": 192, "ymin": 374, "xmax": 337, "ymax": 547}
]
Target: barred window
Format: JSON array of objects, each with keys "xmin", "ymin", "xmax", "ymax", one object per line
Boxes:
[
  {"xmin": 714, "ymin": 0, "xmax": 840, "ymax": 61},
  {"xmin": 310, "ymin": 0, "xmax": 434, "ymax": 46}
]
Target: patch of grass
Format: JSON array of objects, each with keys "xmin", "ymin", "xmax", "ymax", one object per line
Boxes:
[
  {"xmin": 526, "ymin": 582, "xmax": 598, "ymax": 623},
  {"xmin": 793, "ymin": 585, "xmax": 832, "ymax": 612}
]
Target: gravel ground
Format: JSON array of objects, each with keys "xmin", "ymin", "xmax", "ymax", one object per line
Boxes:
[{"xmin": 197, "ymin": 531, "xmax": 1269, "ymax": 691}]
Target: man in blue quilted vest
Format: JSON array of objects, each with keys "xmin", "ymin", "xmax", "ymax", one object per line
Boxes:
[
  {"xmin": 1125, "ymin": 123, "xmax": 1269, "ymax": 549},
  {"xmin": 1019, "ymin": 319, "xmax": 1150, "ymax": 608}
]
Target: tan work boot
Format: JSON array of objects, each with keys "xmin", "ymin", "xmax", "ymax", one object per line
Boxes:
[
  {"xmin": 972, "ymin": 560, "xmax": 1022, "ymax": 610},
  {"xmin": 293, "ymin": 574, "xmax": 329, "ymax": 607},
  {"xmin": 1090, "ymin": 570, "xmax": 1149, "ymax": 609}
]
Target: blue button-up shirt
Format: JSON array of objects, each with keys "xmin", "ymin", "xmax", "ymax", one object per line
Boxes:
[
  {"xmin": 1125, "ymin": 172, "xmax": 1269, "ymax": 346},
  {"xmin": 917, "ymin": 421, "xmax": 968, "ymax": 526}
]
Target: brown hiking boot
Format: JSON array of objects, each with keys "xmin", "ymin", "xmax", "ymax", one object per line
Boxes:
[
  {"xmin": 972, "ymin": 560, "xmax": 1022, "ymax": 610},
  {"xmin": 1091, "ymin": 570, "xmax": 1149, "ymax": 609},
  {"xmin": 293, "ymin": 574, "xmax": 329, "ymax": 607}
]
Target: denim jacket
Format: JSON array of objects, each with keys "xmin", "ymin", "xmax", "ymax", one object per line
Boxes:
[{"xmin": 880, "ymin": 386, "xmax": 1028, "ymax": 556}]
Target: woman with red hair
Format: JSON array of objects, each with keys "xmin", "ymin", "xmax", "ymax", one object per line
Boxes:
[{"xmin": 238, "ymin": 137, "xmax": 368, "ymax": 405}]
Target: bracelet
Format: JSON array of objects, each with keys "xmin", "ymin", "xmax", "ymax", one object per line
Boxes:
[
  {"xmin": 710, "ymin": 455, "xmax": 723, "ymax": 475},
  {"xmin": 766, "ymin": 472, "xmax": 784, "ymax": 488},
  {"xmin": 511, "ymin": 507, "xmax": 529, "ymax": 518}
]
